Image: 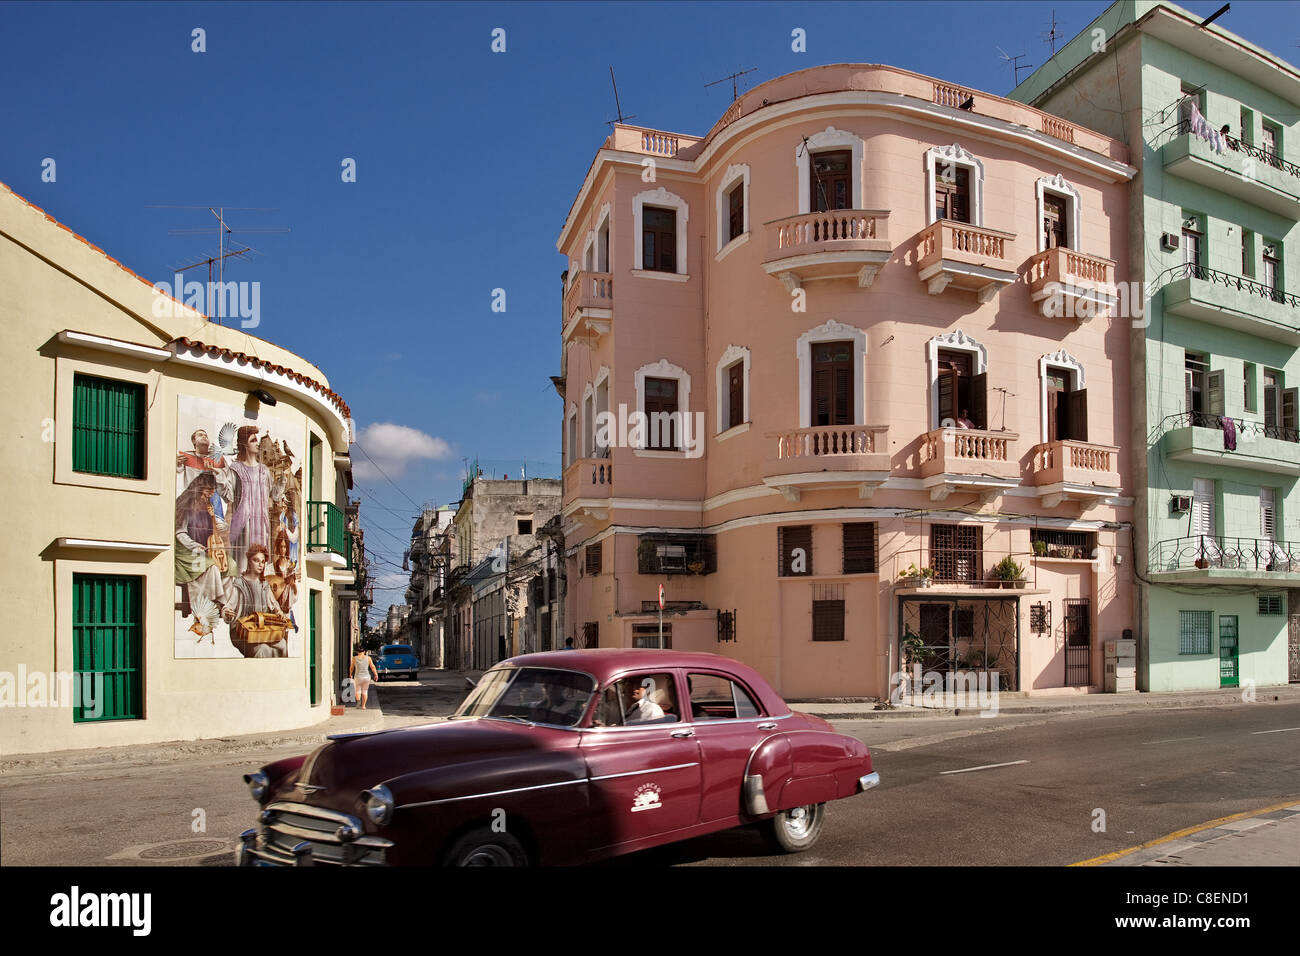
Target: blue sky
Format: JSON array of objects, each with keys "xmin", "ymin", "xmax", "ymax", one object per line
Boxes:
[{"xmin": 4, "ymin": 0, "xmax": 1295, "ymax": 615}]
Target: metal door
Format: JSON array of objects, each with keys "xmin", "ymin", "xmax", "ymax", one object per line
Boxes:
[
  {"xmin": 1219, "ymin": 615, "xmax": 1239, "ymax": 688},
  {"xmin": 1064, "ymin": 599, "xmax": 1091, "ymax": 687}
]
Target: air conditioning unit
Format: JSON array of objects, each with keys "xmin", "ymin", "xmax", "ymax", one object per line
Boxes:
[
  {"xmin": 1170, "ymin": 494, "xmax": 1193, "ymax": 514},
  {"xmin": 1160, "ymin": 232, "xmax": 1180, "ymax": 252}
]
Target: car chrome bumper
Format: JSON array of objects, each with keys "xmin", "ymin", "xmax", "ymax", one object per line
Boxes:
[
  {"xmin": 857, "ymin": 772, "xmax": 881, "ymax": 793},
  {"xmin": 237, "ymin": 803, "xmax": 393, "ymax": 866}
]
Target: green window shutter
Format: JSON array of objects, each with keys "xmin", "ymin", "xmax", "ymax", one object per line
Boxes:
[
  {"xmin": 72, "ymin": 574, "xmax": 142, "ymax": 721},
  {"xmin": 72, "ymin": 374, "xmax": 146, "ymax": 478},
  {"xmin": 309, "ymin": 592, "xmax": 319, "ymax": 707}
]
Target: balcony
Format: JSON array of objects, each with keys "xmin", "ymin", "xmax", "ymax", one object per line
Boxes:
[
  {"xmin": 915, "ymin": 220, "xmax": 1018, "ymax": 302},
  {"xmin": 762, "ymin": 210, "xmax": 892, "ymax": 291},
  {"xmin": 1162, "ymin": 127, "xmax": 1300, "ymax": 218},
  {"xmin": 919, "ymin": 428, "xmax": 1020, "ymax": 501},
  {"xmin": 1161, "ymin": 412, "xmax": 1300, "ymax": 477},
  {"xmin": 1024, "ymin": 247, "xmax": 1117, "ymax": 321},
  {"xmin": 762, "ymin": 424, "xmax": 891, "ymax": 501},
  {"xmin": 1150, "ymin": 535, "xmax": 1300, "ymax": 587},
  {"xmin": 1027, "ymin": 440, "xmax": 1122, "ymax": 508},
  {"xmin": 562, "ymin": 271, "xmax": 614, "ymax": 343},
  {"xmin": 562, "ymin": 457, "xmax": 613, "ymax": 522},
  {"xmin": 636, "ymin": 533, "xmax": 716, "ymax": 576},
  {"xmin": 1162, "ymin": 265, "xmax": 1300, "ymax": 345},
  {"xmin": 307, "ymin": 500, "xmax": 350, "ymax": 569}
]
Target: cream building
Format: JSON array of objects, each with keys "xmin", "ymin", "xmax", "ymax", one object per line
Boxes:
[{"xmin": 0, "ymin": 182, "xmax": 359, "ymax": 755}]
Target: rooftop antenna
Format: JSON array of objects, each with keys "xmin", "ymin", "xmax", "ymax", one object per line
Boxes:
[
  {"xmin": 705, "ymin": 67, "xmax": 756, "ymax": 102},
  {"xmin": 605, "ymin": 67, "xmax": 636, "ymax": 128},
  {"xmin": 997, "ymin": 46, "xmax": 1033, "ymax": 86},
  {"xmin": 149, "ymin": 204, "xmax": 289, "ymax": 324},
  {"xmin": 1041, "ymin": 9, "xmax": 1064, "ymax": 56}
]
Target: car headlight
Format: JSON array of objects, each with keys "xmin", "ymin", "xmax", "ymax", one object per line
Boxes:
[
  {"xmin": 362, "ymin": 784, "xmax": 394, "ymax": 825},
  {"xmin": 244, "ymin": 771, "xmax": 270, "ymax": 804}
]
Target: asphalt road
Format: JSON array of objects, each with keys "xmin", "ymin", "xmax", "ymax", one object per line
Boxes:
[{"xmin": 2, "ymin": 675, "xmax": 1297, "ymax": 867}]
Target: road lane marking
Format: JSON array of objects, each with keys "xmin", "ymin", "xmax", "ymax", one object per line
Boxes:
[
  {"xmin": 1250, "ymin": 727, "xmax": 1300, "ymax": 735},
  {"xmin": 939, "ymin": 760, "xmax": 1028, "ymax": 775},
  {"xmin": 1070, "ymin": 798, "xmax": 1300, "ymax": 866},
  {"xmin": 1141, "ymin": 736, "xmax": 1202, "ymax": 745}
]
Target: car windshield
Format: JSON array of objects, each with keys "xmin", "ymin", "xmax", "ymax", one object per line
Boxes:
[
  {"xmin": 454, "ymin": 667, "xmax": 597, "ymax": 727},
  {"xmin": 382, "ymin": 646, "xmax": 411, "ymax": 656}
]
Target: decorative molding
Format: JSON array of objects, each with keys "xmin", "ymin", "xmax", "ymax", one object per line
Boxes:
[
  {"xmin": 1036, "ymin": 174, "xmax": 1082, "ymax": 252},
  {"xmin": 53, "ymin": 538, "xmax": 170, "ymax": 553},
  {"xmin": 794, "ymin": 126, "xmax": 865, "ymax": 214},
  {"xmin": 1038, "ymin": 350, "xmax": 1087, "ymax": 444},
  {"xmin": 796, "ymin": 320, "xmax": 867, "ymax": 428},
  {"xmin": 716, "ymin": 163, "xmax": 751, "ymax": 253},
  {"xmin": 715, "ymin": 344, "xmax": 751, "ymax": 435},
  {"xmin": 925, "ymin": 143, "xmax": 985, "ymax": 226},
  {"xmin": 633, "ymin": 187, "xmax": 689, "ymax": 276},
  {"xmin": 633, "ymin": 358, "xmax": 692, "ymax": 451}
]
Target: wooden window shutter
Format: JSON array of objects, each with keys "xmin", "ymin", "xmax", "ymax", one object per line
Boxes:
[
  {"xmin": 728, "ymin": 362, "xmax": 744, "ymax": 429},
  {"xmin": 1282, "ymin": 388, "xmax": 1298, "ymax": 437},
  {"xmin": 1206, "ymin": 371, "xmax": 1225, "ymax": 417},
  {"xmin": 842, "ymin": 523, "xmax": 877, "ymax": 574},
  {"xmin": 1185, "ymin": 370, "xmax": 1195, "ymax": 416},
  {"xmin": 812, "ymin": 367, "xmax": 832, "ymax": 427},
  {"xmin": 969, "ymin": 372, "xmax": 988, "ymax": 430},
  {"xmin": 937, "ymin": 368, "xmax": 958, "ymax": 426},
  {"xmin": 1261, "ymin": 489, "xmax": 1276, "ymax": 540},
  {"xmin": 1043, "ymin": 194, "xmax": 1067, "ymax": 249},
  {"xmin": 833, "ymin": 366, "xmax": 852, "ymax": 425},
  {"xmin": 728, "ymin": 183, "xmax": 744, "ymax": 241},
  {"xmin": 585, "ymin": 542, "xmax": 602, "ymax": 575},
  {"xmin": 1067, "ymin": 389, "xmax": 1089, "ymax": 442},
  {"xmin": 778, "ymin": 525, "xmax": 813, "ymax": 577},
  {"xmin": 812, "ymin": 599, "xmax": 845, "ymax": 642}
]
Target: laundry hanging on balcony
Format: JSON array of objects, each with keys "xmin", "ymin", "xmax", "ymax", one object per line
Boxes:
[
  {"xmin": 1220, "ymin": 415, "xmax": 1237, "ymax": 450},
  {"xmin": 1188, "ymin": 103, "xmax": 1225, "ymax": 154}
]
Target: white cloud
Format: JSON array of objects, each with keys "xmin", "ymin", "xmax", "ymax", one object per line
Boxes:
[{"xmin": 354, "ymin": 422, "xmax": 452, "ymax": 479}]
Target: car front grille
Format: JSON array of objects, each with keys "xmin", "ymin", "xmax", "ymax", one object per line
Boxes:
[{"xmin": 248, "ymin": 802, "xmax": 392, "ymax": 866}]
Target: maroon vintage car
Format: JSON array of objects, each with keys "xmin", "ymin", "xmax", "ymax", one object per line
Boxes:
[{"xmin": 237, "ymin": 649, "xmax": 879, "ymax": 866}]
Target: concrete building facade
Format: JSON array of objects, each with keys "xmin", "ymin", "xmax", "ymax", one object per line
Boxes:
[
  {"xmin": 1013, "ymin": 1, "xmax": 1300, "ymax": 691},
  {"xmin": 557, "ymin": 63, "xmax": 1140, "ymax": 700}
]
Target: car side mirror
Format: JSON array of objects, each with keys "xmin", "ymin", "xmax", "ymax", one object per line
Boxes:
[{"xmin": 464, "ymin": 676, "xmax": 477, "ymax": 690}]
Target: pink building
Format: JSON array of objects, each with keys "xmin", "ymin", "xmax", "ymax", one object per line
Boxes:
[{"xmin": 556, "ymin": 64, "xmax": 1137, "ymax": 699}]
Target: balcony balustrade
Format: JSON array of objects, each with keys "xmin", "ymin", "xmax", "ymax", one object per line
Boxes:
[
  {"xmin": 1162, "ymin": 122, "xmax": 1300, "ymax": 218},
  {"xmin": 1150, "ymin": 535, "xmax": 1300, "ymax": 586},
  {"xmin": 919, "ymin": 427, "xmax": 1020, "ymax": 501},
  {"xmin": 563, "ymin": 457, "xmax": 614, "ymax": 500},
  {"xmin": 562, "ymin": 271, "xmax": 614, "ymax": 342},
  {"xmin": 915, "ymin": 220, "xmax": 1017, "ymax": 302},
  {"xmin": 1024, "ymin": 246, "xmax": 1117, "ymax": 320},
  {"xmin": 1160, "ymin": 411, "xmax": 1300, "ymax": 476},
  {"xmin": 762, "ymin": 209, "xmax": 892, "ymax": 290},
  {"xmin": 1027, "ymin": 440, "xmax": 1121, "ymax": 507},
  {"xmin": 307, "ymin": 500, "xmax": 351, "ymax": 568},
  {"xmin": 762, "ymin": 424, "xmax": 891, "ymax": 501},
  {"xmin": 1161, "ymin": 264, "xmax": 1300, "ymax": 345}
]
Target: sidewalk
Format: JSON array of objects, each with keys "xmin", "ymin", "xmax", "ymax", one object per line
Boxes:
[{"xmin": 1100, "ymin": 803, "xmax": 1300, "ymax": 867}]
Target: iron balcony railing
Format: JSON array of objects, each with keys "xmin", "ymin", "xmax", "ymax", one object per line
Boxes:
[
  {"xmin": 1159, "ymin": 410, "xmax": 1299, "ymax": 443},
  {"xmin": 1151, "ymin": 535, "xmax": 1300, "ymax": 574},
  {"xmin": 308, "ymin": 500, "xmax": 350, "ymax": 568},
  {"xmin": 1169, "ymin": 262, "xmax": 1300, "ymax": 309},
  {"xmin": 1170, "ymin": 120, "xmax": 1300, "ymax": 178}
]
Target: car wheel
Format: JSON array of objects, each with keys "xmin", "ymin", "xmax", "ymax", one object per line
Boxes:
[
  {"xmin": 760, "ymin": 803, "xmax": 826, "ymax": 853},
  {"xmin": 442, "ymin": 828, "xmax": 529, "ymax": 867}
]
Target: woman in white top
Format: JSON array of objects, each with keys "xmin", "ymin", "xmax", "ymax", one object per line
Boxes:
[{"xmin": 350, "ymin": 647, "xmax": 379, "ymax": 710}]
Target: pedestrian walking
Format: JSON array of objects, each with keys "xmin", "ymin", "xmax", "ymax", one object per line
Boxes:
[{"xmin": 351, "ymin": 646, "xmax": 378, "ymax": 710}]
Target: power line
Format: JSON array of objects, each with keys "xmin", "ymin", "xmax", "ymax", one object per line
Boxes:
[{"xmin": 352, "ymin": 442, "xmax": 424, "ymax": 510}]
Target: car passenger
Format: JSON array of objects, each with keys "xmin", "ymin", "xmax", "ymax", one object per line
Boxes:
[{"xmin": 624, "ymin": 678, "xmax": 665, "ymax": 723}]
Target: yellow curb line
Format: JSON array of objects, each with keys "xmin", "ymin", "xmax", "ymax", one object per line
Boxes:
[{"xmin": 1070, "ymin": 799, "xmax": 1300, "ymax": 866}]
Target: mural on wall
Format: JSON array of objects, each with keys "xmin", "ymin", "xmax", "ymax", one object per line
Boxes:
[{"xmin": 175, "ymin": 396, "xmax": 303, "ymax": 659}]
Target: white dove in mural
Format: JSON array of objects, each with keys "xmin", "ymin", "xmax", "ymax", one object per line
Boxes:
[
  {"xmin": 189, "ymin": 594, "xmax": 223, "ymax": 644},
  {"xmin": 215, "ymin": 422, "xmax": 239, "ymax": 458}
]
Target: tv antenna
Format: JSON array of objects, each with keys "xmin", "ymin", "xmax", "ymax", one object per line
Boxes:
[
  {"xmin": 605, "ymin": 67, "xmax": 636, "ymax": 128},
  {"xmin": 997, "ymin": 46, "xmax": 1033, "ymax": 86},
  {"xmin": 1041, "ymin": 9, "xmax": 1064, "ymax": 56},
  {"xmin": 705, "ymin": 67, "xmax": 756, "ymax": 102},
  {"xmin": 148, "ymin": 205, "xmax": 289, "ymax": 324}
]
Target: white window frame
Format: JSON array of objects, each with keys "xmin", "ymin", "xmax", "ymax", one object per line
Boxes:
[
  {"xmin": 926, "ymin": 330, "xmax": 988, "ymax": 430},
  {"xmin": 716, "ymin": 163, "xmax": 751, "ymax": 258},
  {"xmin": 633, "ymin": 359, "xmax": 692, "ymax": 455},
  {"xmin": 1035, "ymin": 174, "xmax": 1082, "ymax": 252},
  {"xmin": 925, "ymin": 144, "xmax": 985, "ymax": 226},
  {"xmin": 1038, "ymin": 349, "xmax": 1087, "ymax": 444},
  {"xmin": 715, "ymin": 344, "xmax": 751, "ymax": 436},
  {"xmin": 796, "ymin": 320, "xmax": 867, "ymax": 428},
  {"xmin": 566, "ymin": 403, "xmax": 578, "ymax": 466},
  {"xmin": 595, "ymin": 203, "xmax": 611, "ymax": 273},
  {"xmin": 633, "ymin": 188, "xmax": 689, "ymax": 280},
  {"xmin": 582, "ymin": 385, "xmax": 595, "ymax": 459},
  {"xmin": 795, "ymin": 127, "xmax": 864, "ymax": 214},
  {"xmin": 594, "ymin": 366, "xmax": 611, "ymax": 457}
]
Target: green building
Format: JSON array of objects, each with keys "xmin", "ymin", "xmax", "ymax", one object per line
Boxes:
[{"xmin": 1013, "ymin": 1, "xmax": 1299, "ymax": 691}]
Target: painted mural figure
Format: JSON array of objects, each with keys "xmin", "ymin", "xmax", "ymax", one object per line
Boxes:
[
  {"xmin": 222, "ymin": 545, "xmax": 289, "ymax": 658},
  {"xmin": 176, "ymin": 426, "xmax": 233, "ymax": 517},
  {"xmin": 175, "ymin": 471, "xmax": 233, "ymax": 645},
  {"xmin": 217, "ymin": 425, "xmax": 284, "ymax": 567}
]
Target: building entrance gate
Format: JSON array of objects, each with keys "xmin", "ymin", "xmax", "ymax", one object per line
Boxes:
[{"xmin": 899, "ymin": 597, "xmax": 1020, "ymax": 691}]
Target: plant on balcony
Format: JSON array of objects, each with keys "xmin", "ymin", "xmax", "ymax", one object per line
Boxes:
[
  {"xmin": 1032, "ymin": 540, "xmax": 1048, "ymax": 558},
  {"xmin": 898, "ymin": 563, "xmax": 936, "ymax": 588},
  {"xmin": 687, "ymin": 558, "xmax": 706, "ymax": 575},
  {"xmin": 993, "ymin": 555, "xmax": 1026, "ymax": 589}
]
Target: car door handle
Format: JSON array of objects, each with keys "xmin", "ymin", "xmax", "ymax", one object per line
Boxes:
[
  {"xmin": 757, "ymin": 722, "xmax": 777, "ymax": 730},
  {"xmin": 670, "ymin": 729, "xmax": 695, "ymax": 738}
]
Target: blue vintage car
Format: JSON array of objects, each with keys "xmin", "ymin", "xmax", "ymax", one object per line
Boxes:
[{"xmin": 376, "ymin": 644, "xmax": 420, "ymax": 681}]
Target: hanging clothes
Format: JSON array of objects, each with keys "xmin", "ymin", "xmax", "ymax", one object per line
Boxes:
[
  {"xmin": 1188, "ymin": 103, "xmax": 1226, "ymax": 154},
  {"xmin": 1221, "ymin": 416, "xmax": 1237, "ymax": 451}
]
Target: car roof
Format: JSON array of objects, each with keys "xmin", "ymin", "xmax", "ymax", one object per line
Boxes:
[{"xmin": 497, "ymin": 649, "xmax": 790, "ymax": 715}]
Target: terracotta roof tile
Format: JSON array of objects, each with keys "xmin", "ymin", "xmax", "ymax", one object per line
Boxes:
[{"xmin": 171, "ymin": 337, "xmax": 352, "ymax": 420}]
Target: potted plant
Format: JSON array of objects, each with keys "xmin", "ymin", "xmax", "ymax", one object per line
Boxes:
[
  {"xmin": 1032, "ymin": 540, "xmax": 1048, "ymax": 558},
  {"xmin": 687, "ymin": 558, "xmax": 706, "ymax": 575},
  {"xmin": 901, "ymin": 630, "xmax": 926, "ymax": 668},
  {"xmin": 993, "ymin": 555, "xmax": 1026, "ymax": 589},
  {"xmin": 898, "ymin": 563, "xmax": 936, "ymax": 588}
]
